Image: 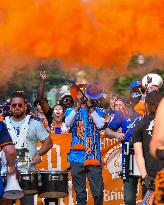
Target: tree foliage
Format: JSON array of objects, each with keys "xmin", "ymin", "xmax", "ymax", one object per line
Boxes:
[{"xmin": 3, "ymin": 61, "xmax": 69, "ymax": 103}]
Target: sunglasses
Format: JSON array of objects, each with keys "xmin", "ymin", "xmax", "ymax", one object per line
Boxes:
[
  {"xmin": 11, "ymin": 103, "xmax": 23, "ymax": 108},
  {"xmin": 53, "ymin": 109, "xmax": 63, "ymax": 113},
  {"xmin": 80, "ymin": 87, "xmax": 86, "ymax": 91},
  {"xmin": 63, "ymin": 98, "xmax": 72, "ymax": 102}
]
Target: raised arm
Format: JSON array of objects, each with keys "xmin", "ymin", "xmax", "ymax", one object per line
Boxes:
[
  {"xmin": 90, "ymin": 109, "xmax": 105, "ymax": 129},
  {"xmin": 38, "ymin": 70, "xmax": 51, "ymax": 114},
  {"xmin": 65, "ymin": 101, "xmax": 80, "ymax": 127}
]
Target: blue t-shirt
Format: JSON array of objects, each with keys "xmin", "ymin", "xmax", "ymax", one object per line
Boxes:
[
  {"xmin": 108, "ymin": 108, "xmax": 115, "ymax": 115},
  {"xmin": 0, "ymin": 121, "xmax": 13, "ymax": 148},
  {"xmin": 107, "ymin": 109, "xmax": 140, "ymax": 138},
  {"xmin": 107, "ymin": 109, "xmax": 141, "ymax": 180},
  {"xmin": 0, "ymin": 121, "xmax": 13, "ymax": 197}
]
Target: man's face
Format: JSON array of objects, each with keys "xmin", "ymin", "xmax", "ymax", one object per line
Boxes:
[
  {"xmin": 109, "ymin": 96, "xmax": 117, "ymax": 109},
  {"xmin": 62, "ymin": 96, "xmax": 74, "ymax": 108},
  {"xmin": 114, "ymin": 99, "xmax": 126, "ymax": 112},
  {"xmin": 53, "ymin": 105, "xmax": 64, "ymax": 123},
  {"xmin": 147, "ymin": 85, "xmax": 159, "ymax": 92},
  {"xmin": 10, "ymin": 97, "xmax": 27, "ymax": 119},
  {"xmin": 131, "ymin": 86, "xmax": 142, "ymax": 93}
]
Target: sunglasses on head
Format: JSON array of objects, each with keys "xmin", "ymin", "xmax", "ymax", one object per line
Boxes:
[{"xmin": 11, "ymin": 103, "xmax": 23, "ymax": 108}]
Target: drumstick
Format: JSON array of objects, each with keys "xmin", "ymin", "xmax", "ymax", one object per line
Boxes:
[{"xmin": 27, "ymin": 158, "xmax": 30, "ymax": 172}]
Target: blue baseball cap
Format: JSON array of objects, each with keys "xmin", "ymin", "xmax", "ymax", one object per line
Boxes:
[{"xmin": 128, "ymin": 80, "xmax": 142, "ymax": 90}]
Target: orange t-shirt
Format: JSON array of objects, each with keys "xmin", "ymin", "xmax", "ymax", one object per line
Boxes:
[
  {"xmin": 0, "ymin": 115, "xmax": 4, "ymax": 121},
  {"xmin": 134, "ymin": 101, "xmax": 145, "ymax": 116}
]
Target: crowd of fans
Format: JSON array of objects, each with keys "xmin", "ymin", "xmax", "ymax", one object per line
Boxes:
[{"xmin": 0, "ymin": 71, "xmax": 163, "ymax": 205}]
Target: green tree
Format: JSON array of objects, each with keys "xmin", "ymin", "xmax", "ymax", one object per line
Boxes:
[{"xmin": 3, "ymin": 61, "xmax": 69, "ymax": 103}]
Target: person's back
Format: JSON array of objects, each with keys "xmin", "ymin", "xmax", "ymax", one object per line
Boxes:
[{"xmin": 133, "ymin": 91, "xmax": 164, "ymax": 199}]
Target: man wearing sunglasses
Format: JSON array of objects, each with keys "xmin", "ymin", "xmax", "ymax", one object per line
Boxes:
[
  {"xmin": 2, "ymin": 92, "xmax": 53, "ymax": 205},
  {"xmin": 105, "ymin": 97, "xmax": 142, "ymax": 205}
]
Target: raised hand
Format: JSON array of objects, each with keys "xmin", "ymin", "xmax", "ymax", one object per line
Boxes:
[{"xmin": 40, "ymin": 70, "xmax": 47, "ymax": 81}]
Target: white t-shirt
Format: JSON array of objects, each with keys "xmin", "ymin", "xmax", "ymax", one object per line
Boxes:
[{"xmin": 2, "ymin": 116, "xmax": 49, "ymax": 173}]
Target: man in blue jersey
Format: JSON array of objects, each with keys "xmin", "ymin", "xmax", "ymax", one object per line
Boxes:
[
  {"xmin": 0, "ymin": 121, "xmax": 17, "ymax": 203},
  {"xmin": 105, "ymin": 97, "xmax": 141, "ymax": 205}
]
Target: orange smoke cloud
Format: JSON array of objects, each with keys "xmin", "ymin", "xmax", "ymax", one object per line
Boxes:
[{"xmin": 0, "ymin": 0, "xmax": 164, "ymax": 74}]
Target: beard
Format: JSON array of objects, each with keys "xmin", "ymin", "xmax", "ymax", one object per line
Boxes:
[{"xmin": 11, "ymin": 110, "xmax": 25, "ymax": 119}]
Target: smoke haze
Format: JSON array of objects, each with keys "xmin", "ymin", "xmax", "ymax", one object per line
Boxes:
[{"xmin": 0, "ymin": 0, "xmax": 164, "ymax": 85}]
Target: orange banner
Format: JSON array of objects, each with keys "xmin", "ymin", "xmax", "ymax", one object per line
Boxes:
[{"xmin": 16, "ymin": 133, "xmax": 142, "ymax": 205}]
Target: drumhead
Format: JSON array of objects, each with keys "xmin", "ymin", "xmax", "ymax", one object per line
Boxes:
[
  {"xmin": 39, "ymin": 169, "xmax": 68, "ymax": 174},
  {"xmin": 39, "ymin": 192, "xmax": 68, "ymax": 198},
  {"xmin": 20, "ymin": 171, "xmax": 38, "ymax": 175}
]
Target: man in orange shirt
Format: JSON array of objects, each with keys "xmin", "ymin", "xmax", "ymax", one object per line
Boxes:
[{"xmin": 134, "ymin": 73, "xmax": 163, "ymax": 117}]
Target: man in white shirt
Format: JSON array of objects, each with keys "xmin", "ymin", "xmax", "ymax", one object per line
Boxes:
[{"xmin": 2, "ymin": 92, "xmax": 53, "ymax": 205}]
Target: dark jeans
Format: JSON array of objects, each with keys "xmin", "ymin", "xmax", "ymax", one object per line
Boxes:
[
  {"xmin": 124, "ymin": 176, "xmax": 138, "ymax": 205},
  {"xmin": 20, "ymin": 195, "xmax": 34, "ymax": 205},
  {"xmin": 70, "ymin": 162, "xmax": 104, "ymax": 205}
]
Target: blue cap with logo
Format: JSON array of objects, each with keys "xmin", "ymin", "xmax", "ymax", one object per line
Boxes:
[{"xmin": 128, "ymin": 80, "xmax": 142, "ymax": 90}]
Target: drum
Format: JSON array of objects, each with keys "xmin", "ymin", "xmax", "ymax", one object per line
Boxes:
[
  {"xmin": 19, "ymin": 171, "xmax": 38, "ymax": 194},
  {"xmin": 104, "ymin": 144, "xmax": 122, "ymax": 178},
  {"xmin": 129, "ymin": 154, "xmax": 141, "ymax": 176},
  {"xmin": 38, "ymin": 170, "xmax": 68, "ymax": 198}
]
